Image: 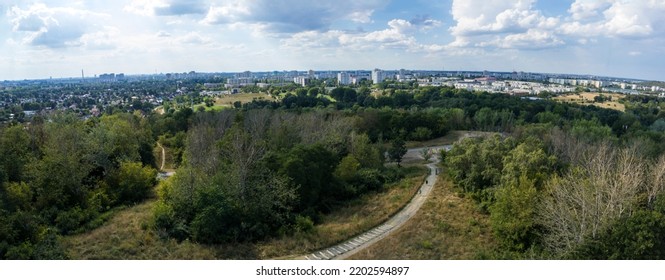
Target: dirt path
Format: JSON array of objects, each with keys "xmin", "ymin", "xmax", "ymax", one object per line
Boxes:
[
  {"xmin": 157, "ymin": 142, "xmax": 165, "ymax": 171},
  {"xmin": 301, "ymin": 146, "xmax": 449, "ymax": 260}
]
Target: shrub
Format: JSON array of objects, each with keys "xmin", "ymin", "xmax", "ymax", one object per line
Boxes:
[{"xmin": 294, "ymin": 215, "xmax": 315, "ymax": 234}]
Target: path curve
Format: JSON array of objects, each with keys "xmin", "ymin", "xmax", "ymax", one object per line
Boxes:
[
  {"xmin": 157, "ymin": 142, "xmax": 166, "ymax": 171},
  {"xmin": 301, "ymin": 145, "xmax": 450, "ymax": 260}
]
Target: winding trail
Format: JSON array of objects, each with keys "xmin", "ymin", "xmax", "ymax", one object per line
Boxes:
[
  {"xmin": 301, "ymin": 145, "xmax": 450, "ymax": 260},
  {"xmin": 157, "ymin": 142, "xmax": 166, "ymax": 171}
]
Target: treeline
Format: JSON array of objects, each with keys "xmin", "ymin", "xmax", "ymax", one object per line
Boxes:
[
  {"xmin": 445, "ymin": 124, "xmax": 665, "ymax": 259},
  {"xmin": 245, "ymin": 86, "xmax": 637, "ymax": 134},
  {"xmin": 0, "ymin": 113, "xmax": 158, "ymax": 259},
  {"xmin": 152, "ymin": 109, "xmax": 414, "ymax": 243},
  {"xmin": 3, "ymin": 82, "xmax": 664, "ymax": 259}
]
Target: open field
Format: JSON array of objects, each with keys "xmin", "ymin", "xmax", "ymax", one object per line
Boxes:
[
  {"xmin": 192, "ymin": 103, "xmax": 228, "ymax": 112},
  {"xmin": 405, "ymin": 130, "xmax": 499, "ymax": 149},
  {"xmin": 63, "ymin": 165, "xmax": 426, "ymax": 259},
  {"xmin": 63, "ymin": 200, "xmax": 221, "ymax": 259},
  {"xmin": 214, "ymin": 93, "xmax": 275, "ymax": 107},
  {"xmin": 156, "ymin": 93, "xmax": 276, "ymax": 113},
  {"xmin": 554, "ymin": 92, "xmax": 625, "ymax": 112},
  {"xmin": 348, "ymin": 173, "xmax": 498, "ymax": 259}
]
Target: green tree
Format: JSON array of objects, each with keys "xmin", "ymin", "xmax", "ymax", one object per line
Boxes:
[
  {"xmin": 490, "ymin": 175, "xmax": 539, "ymax": 251},
  {"xmin": 349, "ymin": 133, "xmax": 383, "ymax": 169},
  {"xmin": 3, "ymin": 182, "xmax": 33, "ymax": 211},
  {"xmin": 574, "ymin": 209, "xmax": 665, "ymax": 259},
  {"xmin": 571, "ymin": 118, "xmax": 613, "ymax": 143},
  {"xmin": 107, "ymin": 162, "xmax": 157, "ymax": 204},
  {"xmin": 88, "ymin": 114, "xmax": 143, "ymax": 172},
  {"xmin": 500, "ymin": 140, "xmax": 556, "ymax": 188},
  {"xmin": 410, "ymin": 127, "xmax": 432, "ymax": 141},
  {"xmin": 446, "ymin": 135, "xmax": 514, "ymax": 195},
  {"xmin": 0, "ymin": 125, "xmax": 33, "ymax": 183},
  {"xmin": 335, "ymin": 155, "xmax": 361, "ymax": 182},
  {"xmin": 388, "ymin": 138, "xmax": 407, "ymax": 167},
  {"xmin": 307, "ymin": 87, "xmax": 320, "ymax": 97},
  {"xmin": 420, "ymin": 148, "xmax": 432, "ymax": 162},
  {"xmin": 273, "ymin": 144, "xmax": 339, "ymax": 212},
  {"xmin": 474, "ymin": 107, "xmax": 497, "ymax": 131},
  {"xmin": 30, "ymin": 119, "xmax": 91, "ymax": 210}
]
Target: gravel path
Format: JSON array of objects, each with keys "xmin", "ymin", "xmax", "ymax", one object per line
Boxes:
[{"xmin": 301, "ymin": 145, "xmax": 450, "ymax": 260}]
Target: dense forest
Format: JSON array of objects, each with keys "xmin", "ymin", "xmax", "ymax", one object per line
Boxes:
[{"xmin": 1, "ymin": 84, "xmax": 665, "ymax": 259}]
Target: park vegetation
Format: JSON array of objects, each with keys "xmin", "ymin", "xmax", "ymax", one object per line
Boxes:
[{"xmin": 2, "ymin": 81, "xmax": 665, "ymax": 259}]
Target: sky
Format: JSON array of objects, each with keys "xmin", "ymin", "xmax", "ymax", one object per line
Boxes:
[{"xmin": 1, "ymin": 0, "xmax": 664, "ymax": 81}]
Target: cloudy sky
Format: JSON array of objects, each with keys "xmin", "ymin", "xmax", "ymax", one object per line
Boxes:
[{"xmin": 1, "ymin": 0, "xmax": 664, "ymax": 81}]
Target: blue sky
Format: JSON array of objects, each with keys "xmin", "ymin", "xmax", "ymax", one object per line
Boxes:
[{"xmin": 1, "ymin": 0, "xmax": 664, "ymax": 81}]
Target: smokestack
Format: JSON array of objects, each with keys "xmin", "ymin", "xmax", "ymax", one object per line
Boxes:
[{"xmin": 81, "ymin": 69, "xmax": 84, "ymax": 80}]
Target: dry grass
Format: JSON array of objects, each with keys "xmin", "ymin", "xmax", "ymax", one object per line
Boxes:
[
  {"xmin": 405, "ymin": 131, "xmax": 499, "ymax": 149},
  {"xmin": 261, "ymin": 166, "xmax": 426, "ymax": 259},
  {"xmin": 554, "ymin": 93, "xmax": 625, "ymax": 112},
  {"xmin": 348, "ymin": 173, "xmax": 497, "ymax": 260},
  {"xmin": 214, "ymin": 93, "xmax": 275, "ymax": 107},
  {"xmin": 63, "ymin": 200, "xmax": 219, "ymax": 259},
  {"xmin": 63, "ymin": 166, "xmax": 427, "ymax": 259}
]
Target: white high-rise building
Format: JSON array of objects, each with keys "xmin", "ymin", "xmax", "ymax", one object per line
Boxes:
[
  {"xmin": 338, "ymin": 72, "xmax": 352, "ymax": 85},
  {"xmin": 294, "ymin": 76, "xmax": 310, "ymax": 86},
  {"xmin": 372, "ymin": 68, "xmax": 387, "ymax": 84}
]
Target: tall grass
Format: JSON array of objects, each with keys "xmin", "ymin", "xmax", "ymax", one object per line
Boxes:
[
  {"xmin": 348, "ymin": 172, "xmax": 498, "ymax": 260},
  {"xmin": 63, "ymin": 165, "xmax": 427, "ymax": 259}
]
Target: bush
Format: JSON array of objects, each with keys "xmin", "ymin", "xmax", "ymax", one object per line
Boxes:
[
  {"xmin": 294, "ymin": 215, "xmax": 315, "ymax": 234},
  {"xmin": 55, "ymin": 207, "xmax": 90, "ymax": 234},
  {"xmin": 152, "ymin": 201, "xmax": 189, "ymax": 240},
  {"xmin": 356, "ymin": 169, "xmax": 385, "ymax": 192},
  {"xmin": 572, "ymin": 210, "xmax": 665, "ymax": 259},
  {"xmin": 108, "ymin": 162, "xmax": 157, "ymax": 205},
  {"xmin": 410, "ymin": 127, "xmax": 432, "ymax": 141},
  {"xmin": 190, "ymin": 205, "xmax": 238, "ymax": 243}
]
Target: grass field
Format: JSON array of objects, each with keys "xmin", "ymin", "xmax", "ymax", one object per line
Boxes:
[
  {"xmin": 63, "ymin": 165, "xmax": 427, "ymax": 259},
  {"xmin": 155, "ymin": 93, "xmax": 276, "ymax": 114},
  {"xmin": 214, "ymin": 93, "xmax": 275, "ymax": 107},
  {"xmin": 554, "ymin": 92, "xmax": 625, "ymax": 112},
  {"xmin": 405, "ymin": 130, "xmax": 499, "ymax": 149},
  {"xmin": 63, "ymin": 200, "xmax": 222, "ymax": 259},
  {"xmin": 348, "ymin": 173, "xmax": 498, "ymax": 260},
  {"xmin": 192, "ymin": 103, "xmax": 228, "ymax": 112}
]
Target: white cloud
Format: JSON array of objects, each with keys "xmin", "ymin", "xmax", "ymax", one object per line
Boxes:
[
  {"xmin": 201, "ymin": 1, "xmax": 249, "ymax": 25},
  {"xmin": 561, "ymin": 0, "xmax": 665, "ymax": 38},
  {"xmin": 80, "ymin": 26, "xmax": 119, "ymax": 50},
  {"xmin": 282, "ymin": 17, "xmax": 444, "ymax": 53},
  {"xmin": 446, "ymin": 0, "xmax": 665, "ymax": 51},
  {"xmin": 449, "ymin": 0, "xmax": 556, "ymax": 36},
  {"xmin": 154, "ymin": 0, "xmax": 208, "ymax": 16},
  {"xmin": 124, "ymin": 0, "xmax": 208, "ymax": 17},
  {"xmin": 177, "ymin": 32, "xmax": 212, "ymax": 45},
  {"xmin": 124, "ymin": 0, "xmax": 165, "ymax": 16},
  {"xmin": 482, "ymin": 29, "xmax": 564, "ymax": 49},
  {"xmin": 347, "ymin": 10, "xmax": 374, "ymax": 24},
  {"xmin": 447, "ymin": 0, "xmax": 561, "ymax": 51},
  {"xmin": 8, "ymin": 3, "xmax": 111, "ymax": 48},
  {"xmin": 202, "ymin": 0, "xmax": 384, "ymax": 33},
  {"xmin": 568, "ymin": 0, "xmax": 612, "ymax": 22},
  {"xmin": 156, "ymin": 31, "xmax": 172, "ymax": 37}
]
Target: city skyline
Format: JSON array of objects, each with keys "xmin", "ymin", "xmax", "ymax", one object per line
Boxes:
[{"xmin": 1, "ymin": 1, "xmax": 664, "ymax": 81}]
